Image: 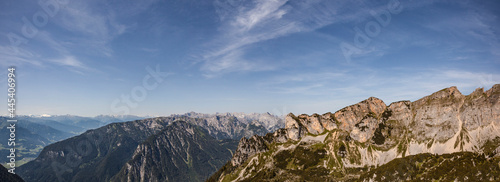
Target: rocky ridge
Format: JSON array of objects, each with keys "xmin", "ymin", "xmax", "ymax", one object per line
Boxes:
[
  {"xmin": 111, "ymin": 121, "xmax": 238, "ymax": 182},
  {"xmin": 0, "ymin": 165, "xmax": 24, "ymax": 182},
  {"xmin": 18, "ymin": 113, "xmax": 283, "ymax": 182},
  {"xmin": 174, "ymin": 112, "xmax": 284, "ymax": 136},
  {"xmin": 210, "ymin": 85, "xmax": 500, "ymax": 181}
]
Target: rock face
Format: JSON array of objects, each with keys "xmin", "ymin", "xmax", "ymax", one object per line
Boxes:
[
  {"xmin": 111, "ymin": 121, "xmax": 238, "ymax": 182},
  {"xmin": 210, "ymin": 84, "xmax": 500, "ymax": 182},
  {"xmin": 18, "ymin": 113, "xmax": 283, "ymax": 182},
  {"xmin": 18, "ymin": 117, "xmax": 178, "ymax": 182},
  {"xmin": 0, "ymin": 165, "xmax": 24, "ymax": 182},
  {"xmin": 230, "ymin": 135, "xmax": 269, "ymax": 166},
  {"xmin": 283, "ymin": 97, "xmax": 387, "ymax": 144},
  {"xmin": 174, "ymin": 112, "xmax": 284, "ymax": 138}
]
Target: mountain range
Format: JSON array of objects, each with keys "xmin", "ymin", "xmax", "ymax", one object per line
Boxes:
[
  {"xmin": 209, "ymin": 84, "xmax": 500, "ymax": 181},
  {"xmin": 1, "ymin": 115, "xmax": 147, "ymax": 167},
  {"xmin": 111, "ymin": 121, "xmax": 238, "ymax": 182},
  {"xmin": 16, "ymin": 115, "xmax": 147, "ymax": 134},
  {"xmin": 10, "ymin": 85, "xmax": 500, "ymax": 181},
  {"xmin": 17, "ymin": 113, "xmax": 284, "ymax": 181}
]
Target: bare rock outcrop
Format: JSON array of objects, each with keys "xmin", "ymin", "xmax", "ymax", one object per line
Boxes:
[
  {"xmin": 284, "ymin": 97, "xmax": 387, "ymax": 143},
  {"xmin": 230, "ymin": 135, "xmax": 269, "ymax": 166},
  {"xmin": 222, "ymin": 84, "xmax": 500, "ymax": 177}
]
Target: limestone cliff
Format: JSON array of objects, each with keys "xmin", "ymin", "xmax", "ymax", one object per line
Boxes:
[{"xmin": 210, "ymin": 84, "xmax": 500, "ymax": 181}]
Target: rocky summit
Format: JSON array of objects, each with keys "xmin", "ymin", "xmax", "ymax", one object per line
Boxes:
[{"xmin": 209, "ymin": 84, "xmax": 500, "ymax": 181}]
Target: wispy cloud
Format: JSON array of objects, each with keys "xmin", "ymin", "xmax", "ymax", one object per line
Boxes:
[
  {"xmin": 0, "ymin": 30, "xmax": 94, "ymax": 73},
  {"xmin": 48, "ymin": 56, "xmax": 87, "ymax": 70},
  {"xmin": 200, "ymin": 0, "xmax": 439, "ymax": 76},
  {"xmin": 1, "ymin": 0, "xmax": 159, "ymax": 72},
  {"xmin": 201, "ymin": 48, "xmax": 275, "ymax": 77},
  {"xmin": 263, "ymin": 72, "xmax": 345, "ymax": 85},
  {"xmin": 33, "ymin": 31, "xmax": 94, "ymax": 73},
  {"xmin": 0, "ymin": 45, "xmax": 43, "ymax": 67},
  {"xmin": 256, "ymin": 68, "xmax": 500, "ymax": 115},
  {"xmin": 36, "ymin": 31, "xmax": 71, "ymax": 55},
  {"xmin": 258, "ymin": 71, "xmax": 347, "ymax": 95},
  {"xmin": 231, "ymin": 0, "xmax": 289, "ymax": 32},
  {"xmin": 389, "ymin": 1, "xmax": 500, "ymax": 61},
  {"xmin": 261, "ymin": 68, "xmax": 500, "ymax": 101},
  {"xmin": 52, "ymin": 1, "xmax": 127, "ymax": 57},
  {"xmin": 201, "ymin": 0, "xmax": 351, "ymax": 76}
]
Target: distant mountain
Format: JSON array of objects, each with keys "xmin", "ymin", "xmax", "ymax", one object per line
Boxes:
[
  {"xmin": 42, "ymin": 115, "xmax": 105, "ymax": 130},
  {"xmin": 17, "ymin": 116, "xmax": 92, "ymax": 134},
  {"xmin": 210, "ymin": 84, "xmax": 500, "ymax": 181},
  {"xmin": 111, "ymin": 121, "xmax": 238, "ymax": 182},
  {"xmin": 18, "ymin": 117, "xmax": 177, "ymax": 182},
  {"xmin": 0, "ymin": 126, "xmax": 49, "ymax": 166},
  {"xmin": 17, "ymin": 115, "xmax": 146, "ymax": 135},
  {"xmin": 15, "ymin": 120, "xmax": 74, "ymax": 142},
  {"xmin": 92, "ymin": 115, "xmax": 145, "ymax": 124},
  {"xmin": 177, "ymin": 112, "xmax": 284, "ymax": 132},
  {"xmin": 0, "ymin": 165, "xmax": 24, "ymax": 182},
  {"xmin": 18, "ymin": 113, "xmax": 283, "ymax": 182},
  {"xmin": 33, "ymin": 119, "xmax": 87, "ymax": 134},
  {"xmin": 0, "ymin": 118, "xmax": 74, "ymax": 167}
]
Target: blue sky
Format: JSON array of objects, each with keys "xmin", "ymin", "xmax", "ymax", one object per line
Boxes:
[{"xmin": 0, "ymin": 0, "xmax": 499, "ymax": 117}]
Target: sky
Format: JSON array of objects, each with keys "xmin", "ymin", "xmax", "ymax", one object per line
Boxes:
[{"xmin": 0, "ymin": 0, "xmax": 499, "ymax": 117}]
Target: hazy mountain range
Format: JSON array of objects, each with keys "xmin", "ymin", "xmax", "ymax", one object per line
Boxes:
[
  {"xmin": 16, "ymin": 113, "xmax": 284, "ymax": 181},
  {"xmin": 1, "ymin": 115, "xmax": 147, "ymax": 167},
  {"xmin": 2, "ymin": 113, "xmax": 282, "ymax": 170}
]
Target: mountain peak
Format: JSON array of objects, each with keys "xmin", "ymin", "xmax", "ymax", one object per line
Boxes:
[
  {"xmin": 434, "ymin": 86, "xmax": 463, "ymax": 98},
  {"xmin": 486, "ymin": 84, "xmax": 500, "ymax": 97},
  {"xmin": 113, "ymin": 121, "xmax": 238, "ymax": 182},
  {"xmin": 211, "ymin": 84, "xmax": 500, "ymax": 181},
  {"xmin": 366, "ymin": 96, "xmax": 384, "ymax": 102},
  {"xmin": 412, "ymin": 86, "xmax": 465, "ymax": 109}
]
